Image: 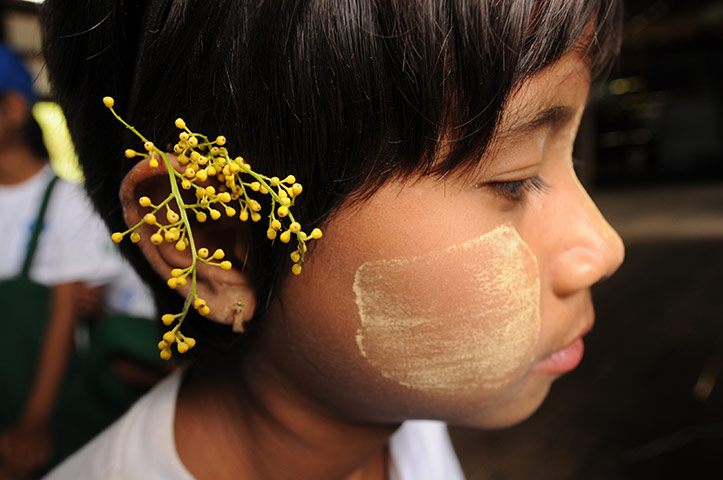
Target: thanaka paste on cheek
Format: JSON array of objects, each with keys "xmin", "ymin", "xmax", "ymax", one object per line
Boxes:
[{"xmin": 354, "ymin": 224, "xmax": 540, "ymax": 392}]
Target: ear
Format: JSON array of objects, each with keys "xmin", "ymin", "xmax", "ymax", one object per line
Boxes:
[{"xmin": 120, "ymin": 156, "xmax": 257, "ymax": 331}]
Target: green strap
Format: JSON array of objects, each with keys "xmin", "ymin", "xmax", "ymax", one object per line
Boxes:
[{"xmin": 19, "ymin": 175, "xmax": 60, "ymax": 279}]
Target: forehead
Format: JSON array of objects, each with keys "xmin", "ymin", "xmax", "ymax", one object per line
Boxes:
[{"xmin": 499, "ymin": 52, "xmax": 592, "ymax": 136}]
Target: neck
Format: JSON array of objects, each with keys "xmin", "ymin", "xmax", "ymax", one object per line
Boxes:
[
  {"xmin": 175, "ymin": 355, "xmax": 396, "ymax": 480},
  {"xmin": 0, "ymin": 143, "xmax": 46, "ymax": 185}
]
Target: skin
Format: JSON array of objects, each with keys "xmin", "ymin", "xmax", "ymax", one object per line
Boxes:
[{"xmin": 164, "ymin": 51, "xmax": 625, "ymax": 480}]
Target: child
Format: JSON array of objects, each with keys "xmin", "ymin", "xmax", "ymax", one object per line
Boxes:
[
  {"xmin": 42, "ymin": 1, "xmax": 625, "ymax": 479},
  {"xmin": 0, "ymin": 44, "xmax": 121, "ymax": 476}
]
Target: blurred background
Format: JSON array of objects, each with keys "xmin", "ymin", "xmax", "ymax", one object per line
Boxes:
[{"xmin": 1, "ymin": 0, "xmax": 721, "ymax": 478}]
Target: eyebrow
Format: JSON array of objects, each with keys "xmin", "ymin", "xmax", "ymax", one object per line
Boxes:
[{"xmin": 503, "ymin": 105, "xmax": 576, "ymax": 136}]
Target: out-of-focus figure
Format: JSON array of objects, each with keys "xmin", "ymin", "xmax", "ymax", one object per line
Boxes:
[{"xmin": 0, "ymin": 44, "xmax": 166, "ymax": 478}]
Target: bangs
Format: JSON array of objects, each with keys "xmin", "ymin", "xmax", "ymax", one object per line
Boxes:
[{"xmin": 374, "ymin": 0, "xmax": 625, "ymax": 184}]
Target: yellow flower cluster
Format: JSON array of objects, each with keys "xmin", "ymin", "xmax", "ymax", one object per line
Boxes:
[{"xmin": 103, "ymin": 96, "xmax": 322, "ymax": 359}]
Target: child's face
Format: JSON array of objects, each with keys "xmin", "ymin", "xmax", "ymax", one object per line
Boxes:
[{"xmin": 257, "ymin": 52, "xmax": 624, "ymax": 428}]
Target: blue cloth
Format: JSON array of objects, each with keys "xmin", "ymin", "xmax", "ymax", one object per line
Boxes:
[{"xmin": 0, "ymin": 44, "xmax": 35, "ymax": 105}]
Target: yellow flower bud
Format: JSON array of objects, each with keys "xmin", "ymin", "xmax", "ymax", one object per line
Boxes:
[
  {"xmin": 139, "ymin": 196, "xmax": 152, "ymax": 207},
  {"xmin": 171, "ymin": 268, "xmax": 184, "ymax": 277},
  {"xmin": 196, "ymin": 211, "xmax": 207, "ymax": 222},
  {"xmin": 310, "ymin": 228, "xmax": 323, "ymax": 239},
  {"xmin": 175, "ymin": 118, "xmax": 186, "ymax": 129},
  {"xmin": 102, "ymin": 96, "xmax": 114, "ymax": 108},
  {"xmin": 290, "ymin": 251, "xmax": 301, "ymax": 263},
  {"xmin": 291, "ymin": 183, "xmax": 303, "ymax": 197},
  {"xmin": 173, "ymin": 144, "xmax": 184, "ymax": 154},
  {"xmin": 198, "ymin": 248, "xmax": 209, "ymax": 258},
  {"xmin": 166, "ymin": 209, "xmax": 180, "ymax": 223},
  {"xmin": 177, "ymin": 342, "xmax": 189, "ymax": 354},
  {"xmin": 125, "ymin": 149, "xmax": 136, "ymax": 158},
  {"xmin": 251, "ymin": 212, "xmax": 261, "ymax": 222},
  {"xmin": 188, "ymin": 136, "xmax": 198, "ymax": 147},
  {"xmin": 284, "ymin": 175, "xmax": 296, "ymax": 184},
  {"xmin": 289, "ymin": 222, "xmax": 301, "ymax": 233},
  {"xmin": 184, "ymin": 337, "xmax": 196, "ymax": 348},
  {"xmin": 220, "ymin": 261, "xmax": 232, "ymax": 270},
  {"xmin": 144, "ymin": 141, "xmax": 154, "ymax": 152},
  {"xmin": 225, "ymin": 206, "xmax": 236, "ymax": 217},
  {"xmin": 212, "ymin": 249, "xmax": 225, "ymax": 260},
  {"xmin": 167, "ymin": 277, "xmax": 178, "ymax": 289},
  {"xmin": 190, "ymin": 151, "xmax": 201, "ymax": 162},
  {"xmin": 161, "ymin": 314, "xmax": 175, "ymax": 326},
  {"xmin": 130, "ymin": 232, "xmax": 141, "ymax": 243},
  {"xmin": 158, "ymin": 340, "xmax": 169, "ymax": 350},
  {"xmin": 163, "ymin": 331, "xmax": 176, "ymax": 344},
  {"xmin": 179, "ymin": 132, "xmax": 189, "ymax": 141},
  {"xmin": 271, "ymin": 219, "xmax": 282, "ymax": 230},
  {"xmin": 250, "ymin": 182, "xmax": 260, "ymax": 192},
  {"xmin": 292, "ymin": 263, "xmax": 302, "ymax": 275},
  {"xmin": 181, "ymin": 179, "xmax": 192, "ymax": 189},
  {"xmin": 199, "ymin": 305, "xmax": 210, "ymax": 316},
  {"xmin": 270, "ymin": 176, "xmax": 280, "ymax": 186},
  {"xmin": 239, "ymin": 209, "xmax": 249, "ymax": 221},
  {"xmin": 185, "ymin": 167, "xmax": 196, "ymax": 178},
  {"xmin": 218, "ymin": 192, "xmax": 231, "ymax": 203},
  {"xmin": 216, "ymin": 135, "xmax": 226, "ymax": 145},
  {"xmin": 175, "ymin": 240, "xmax": 186, "ymax": 251},
  {"xmin": 210, "ymin": 209, "xmax": 221, "ymax": 220},
  {"xmin": 195, "ymin": 170, "xmax": 208, "ymax": 182},
  {"xmin": 111, "ymin": 232, "xmax": 123, "ymax": 243},
  {"xmin": 280, "ymin": 230, "xmax": 291, "ymax": 244},
  {"xmin": 267, "ymin": 229, "xmax": 277, "ymax": 240},
  {"xmin": 205, "ymin": 186, "xmax": 216, "ymax": 196},
  {"xmin": 151, "ymin": 233, "xmax": 163, "ymax": 245},
  {"xmin": 277, "ymin": 205, "xmax": 289, "ymax": 217},
  {"xmin": 206, "ymin": 166, "xmax": 217, "ymax": 176},
  {"xmin": 143, "ymin": 213, "xmax": 157, "ymax": 224},
  {"xmin": 194, "ymin": 297, "xmax": 206, "ymax": 309},
  {"xmin": 178, "ymin": 154, "xmax": 190, "ymax": 165},
  {"xmin": 149, "ymin": 158, "xmax": 159, "ymax": 168},
  {"xmin": 176, "ymin": 276, "xmax": 187, "ymax": 287},
  {"xmin": 160, "ymin": 348, "xmax": 172, "ymax": 360}
]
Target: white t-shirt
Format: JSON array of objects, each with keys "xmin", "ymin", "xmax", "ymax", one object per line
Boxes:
[
  {"xmin": 45, "ymin": 371, "xmax": 465, "ymax": 480},
  {"xmin": 0, "ymin": 165, "xmax": 121, "ymax": 286}
]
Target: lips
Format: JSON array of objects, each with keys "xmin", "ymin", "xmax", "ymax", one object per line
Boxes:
[{"xmin": 533, "ymin": 337, "xmax": 585, "ymax": 374}]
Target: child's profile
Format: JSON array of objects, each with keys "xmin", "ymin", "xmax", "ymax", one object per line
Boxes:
[{"xmin": 42, "ymin": 1, "xmax": 625, "ymax": 478}]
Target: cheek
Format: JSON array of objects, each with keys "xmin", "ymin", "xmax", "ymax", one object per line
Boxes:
[{"xmin": 354, "ymin": 224, "xmax": 541, "ymax": 393}]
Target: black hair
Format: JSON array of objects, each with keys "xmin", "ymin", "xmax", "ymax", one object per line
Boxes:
[{"xmin": 42, "ymin": 0, "xmax": 622, "ymax": 359}]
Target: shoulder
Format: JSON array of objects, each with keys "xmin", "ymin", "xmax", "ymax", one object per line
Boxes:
[
  {"xmin": 388, "ymin": 420, "xmax": 465, "ymax": 480},
  {"xmin": 44, "ymin": 370, "xmax": 193, "ymax": 480}
]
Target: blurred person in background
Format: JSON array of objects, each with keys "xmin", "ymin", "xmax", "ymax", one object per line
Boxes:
[{"xmin": 0, "ymin": 44, "xmax": 167, "ymax": 478}]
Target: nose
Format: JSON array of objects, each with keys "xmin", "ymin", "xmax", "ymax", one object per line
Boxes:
[{"xmin": 550, "ymin": 178, "xmax": 625, "ymax": 297}]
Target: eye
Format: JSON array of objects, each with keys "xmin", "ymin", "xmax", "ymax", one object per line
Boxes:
[{"xmin": 487, "ymin": 175, "xmax": 550, "ymax": 203}]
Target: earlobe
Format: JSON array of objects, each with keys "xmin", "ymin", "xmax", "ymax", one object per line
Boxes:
[{"xmin": 119, "ymin": 157, "xmax": 257, "ymax": 330}]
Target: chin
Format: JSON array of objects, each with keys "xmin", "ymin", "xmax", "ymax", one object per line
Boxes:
[{"xmin": 445, "ymin": 378, "xmax": 553, "ymax": 430}]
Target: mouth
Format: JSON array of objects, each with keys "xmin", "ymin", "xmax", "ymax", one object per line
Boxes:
[
  {"xmin": 532, "ymin": 336, "xmax": 585, "ymax": 375},
  {"xmin": 532, "ymin": 308, "xmax": 595, "ymax": 375}
]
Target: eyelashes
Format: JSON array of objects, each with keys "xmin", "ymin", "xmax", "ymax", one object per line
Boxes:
[{"xmin": 487, "ymin": 175, "xmax": 550, "ymax": 203}]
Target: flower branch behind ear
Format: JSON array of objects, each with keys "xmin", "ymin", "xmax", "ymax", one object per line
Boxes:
[{"xmin": 103, "ymin": 97, "xmax": 322, "ymax": 360}]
